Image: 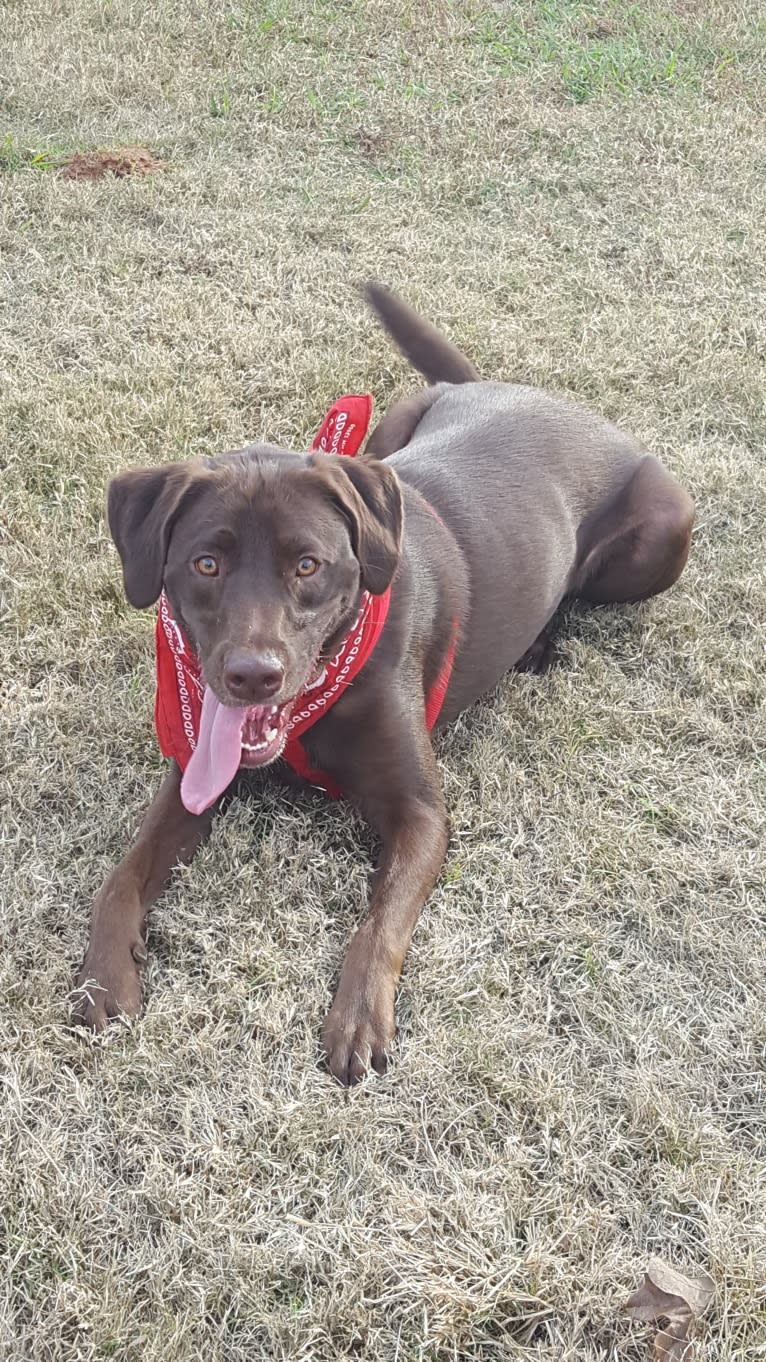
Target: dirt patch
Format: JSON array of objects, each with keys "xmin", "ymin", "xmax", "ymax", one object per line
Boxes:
[
  {"xmin": 59, "ymin": 146, "xmax": 164, "ymax": 180},
  {"xmin": 354, "ymin": 126, "xmax": 391, "ymax": 158},
  {"xmin": 577, "ymin": 17, "xmax": 621, "ymax": 40}
]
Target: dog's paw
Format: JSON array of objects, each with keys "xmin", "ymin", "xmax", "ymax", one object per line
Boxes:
[
  {"xmin": 71, "ymin": 940, "xmax": 146, "ymax": 1032},
  {"xmin": 321, "ymin": 998, "xmax": 396, "ymax": 1087}
]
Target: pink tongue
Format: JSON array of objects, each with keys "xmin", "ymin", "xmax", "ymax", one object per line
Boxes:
[{"xmin": 180, "ymin": 687, "xmax": 247, "ymax": 815}]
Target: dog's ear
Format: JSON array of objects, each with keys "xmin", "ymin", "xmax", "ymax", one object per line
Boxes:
[
  {"xmin": 315, "ymin": 454, "xmax": 403, "ymax": 595},
  {"xmin": 107, "ymin": 464, "xmax": 203, "ymax": 608}
]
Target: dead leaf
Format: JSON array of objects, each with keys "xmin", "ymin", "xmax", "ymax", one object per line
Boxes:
[
  {"xmin": 655, "ymin": 1320, "xmax": 693, "ymax": 1361},
  {"xmin": 59, "ymin": 147, "xmax": 164, "ymax": 181},
  {"xmin": 623, "ymin": 1257, "xmax": 714, "ymax": 1361}
]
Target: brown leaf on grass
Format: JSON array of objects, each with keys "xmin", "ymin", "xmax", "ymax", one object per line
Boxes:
[
  {"xmin": 59, "ymin": 147, "xmax": 164, "ymax": 180},
  {"xmin": 654, "ymin": 1321, "xmax": 693, "ymax": 1361},
  {"xmin": 623, "ymin": 1257, "xmax": 714, "ymax": 1361}
]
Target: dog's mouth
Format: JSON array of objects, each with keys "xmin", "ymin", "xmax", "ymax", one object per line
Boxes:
[
  {"xmin": 179, "ymin": 690, "xmax": 297, "ymax": 815},
  {"xmin": 179, "ymin": 661, "xmax": 328, "ymax": 816},
  {"xmin": 239, "ymin": 698, "xmax": 295, "ymax": 768}
]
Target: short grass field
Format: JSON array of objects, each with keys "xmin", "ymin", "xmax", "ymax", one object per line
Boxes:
[{"xmin": 2, "ymin": 2, "xmax": 765, "ymax": 1358}]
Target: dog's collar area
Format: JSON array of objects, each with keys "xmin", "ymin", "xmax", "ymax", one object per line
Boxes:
[
  {"xmin": 152, "ymin": 394, "xmax": 458, "ymax": 807},
  {"xmin": 156, "ymin": 584, "xmax": 391, "ymax": 805}
]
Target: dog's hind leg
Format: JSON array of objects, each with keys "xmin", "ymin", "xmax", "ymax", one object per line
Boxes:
[
  {"xmin": 365, "ymin": 386, "xmax": 443, "ymax": 457},
  {"xmin": 574, "ymin": 456, "xmax": 694, "ymax": 605},
  {"xmin": 514, "ymin": 608, "xmax": 565, "ymax": 674}
]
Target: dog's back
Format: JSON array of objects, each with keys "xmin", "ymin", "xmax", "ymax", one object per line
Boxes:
[
  {"xmin": 364, "ymin": 285, "xmax": 678, "ymax": 713},
  {"xmin": 366, "ymin": 284, "xmax": 645, "ymax": 514}
]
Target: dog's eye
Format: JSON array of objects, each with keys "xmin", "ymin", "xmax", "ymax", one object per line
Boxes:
[
  {"xmin": 296, "ymin": 557, "xmax": 319, "ymax": 578},
  {"xmin": 194, "ymin": 555, "xmax": 219, "ymax": 577}
]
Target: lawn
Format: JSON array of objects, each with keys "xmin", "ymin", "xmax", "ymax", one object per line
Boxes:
[{"xmin": 2, "ymin": 2, "xmax": 765, "ymax": 1358}]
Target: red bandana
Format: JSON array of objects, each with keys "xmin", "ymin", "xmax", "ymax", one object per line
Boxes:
[{"xmin": 154, "ymin": 394, "xmax": 457, "ymax": 806}]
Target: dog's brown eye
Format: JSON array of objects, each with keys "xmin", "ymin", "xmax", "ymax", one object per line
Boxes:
[
  {"xmin": 194, "ymin": 555, "xmax": 219, "ymax": 577},
  {"xmin": 296, "ymin": 557, "xmax": 319, "ymax": 578}
]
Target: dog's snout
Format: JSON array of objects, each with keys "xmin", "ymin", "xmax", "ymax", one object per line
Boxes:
[{"xmin": 223, "ymin": 652, "xmax": 284, "ymax": 703}]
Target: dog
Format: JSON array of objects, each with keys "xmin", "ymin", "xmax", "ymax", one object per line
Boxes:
[{"xmin": 74, "ymin": 284, "xmax": 695, "ymax": 1085}]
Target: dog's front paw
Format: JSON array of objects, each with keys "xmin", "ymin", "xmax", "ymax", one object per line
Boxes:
[
  {"xmin": 71, "ymin": 939, "xmax": 146, "ymax": 1032},
  {"xmin": 321, "ymin": 993, "xmax": 396, "ymax": 1086}
]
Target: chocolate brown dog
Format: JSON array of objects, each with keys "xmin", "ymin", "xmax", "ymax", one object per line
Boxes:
[{"xmin": 74, "ymin": 285, "xmax": 694, "ymax": 1084}]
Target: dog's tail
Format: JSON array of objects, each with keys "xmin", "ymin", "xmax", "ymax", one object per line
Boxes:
[{"xmin": 365, "ymin": 282, "xmax": 479, "ymax": 385}]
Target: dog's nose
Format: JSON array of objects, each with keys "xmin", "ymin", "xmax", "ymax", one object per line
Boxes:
[{"xmin": 223, "ymin": 652, "xmax": 284, "ymax": 703}]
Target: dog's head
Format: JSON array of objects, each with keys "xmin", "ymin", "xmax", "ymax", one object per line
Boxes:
[{"xmin": 108, "ymin": 444, "xmax": 402, "ymax": 768}]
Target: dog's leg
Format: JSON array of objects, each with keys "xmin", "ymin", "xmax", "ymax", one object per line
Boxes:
[
  {"xmin": 575, "ymin": 455, "xmax": 695, "ymax": 604},
  {"xmin": 365, "ymin": 387, "xmax": 442, "ymax": 457},
  {"xmin": 318, "ymin": 715, "xmax": 448, "ymax": 1086},
  {"xmin": 72, "ymin": 763, "xmax": 215, "ymax": 1030},
  {"xmin": 514, "ymin": 609, "xmax": 563, "ymax": 674}
]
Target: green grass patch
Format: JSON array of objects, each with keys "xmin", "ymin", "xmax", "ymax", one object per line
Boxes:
[{"xmin": 477, "ymin": 2, "xmax": 737, "ymax": 101}]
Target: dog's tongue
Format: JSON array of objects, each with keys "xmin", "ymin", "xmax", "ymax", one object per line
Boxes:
[{"xmin": 180, "ymin": 688, "xmax": 246, "ymax": 815}]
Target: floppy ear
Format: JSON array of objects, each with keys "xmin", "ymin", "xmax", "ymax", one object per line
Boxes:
[
  {"xmin": 107, "ymin": 464, "xmax": 201, "ymax": 609},
  {"xmin": 315, "ymin": 454, "xmax": 403, "ymax": 595}
]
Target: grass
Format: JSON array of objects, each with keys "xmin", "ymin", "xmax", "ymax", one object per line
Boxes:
[
  {"xmin": 476, "ymin": 2, "xmax": 741, "ymax": 102},
  {"xmin": 2, "ymin": 0, "xmax": 766, "ymax": 1358}
]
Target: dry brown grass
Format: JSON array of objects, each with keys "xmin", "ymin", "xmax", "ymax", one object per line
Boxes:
[{"xmin": 2, "ymin": 2, "xmax": 766, "ymax": 1358}]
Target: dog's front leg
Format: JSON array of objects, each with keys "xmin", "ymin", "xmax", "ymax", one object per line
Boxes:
[
  {"xmin": 72, "ymin": 762, "xmax": 216, "ymax": 1030},
  {"xmin": 320, "ymin": 723, "xmax": 448, "ymax": 1086}
]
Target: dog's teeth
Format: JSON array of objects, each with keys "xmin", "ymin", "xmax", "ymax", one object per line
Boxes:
[
  {"xmin": 270, "ymin": 706, "xmax": 278, "ymax": 716},
  {"xmin": 265, "ymin": 727, "xmax": 278, "ymax": 742}
]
